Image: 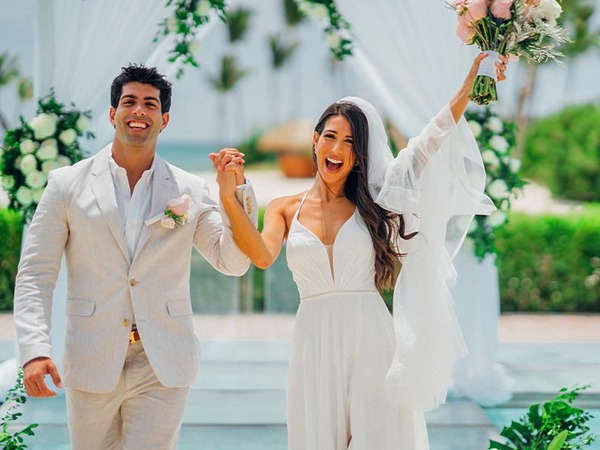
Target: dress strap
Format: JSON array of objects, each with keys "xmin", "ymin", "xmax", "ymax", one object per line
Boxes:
[{"xmin": 293, "ymin": 190, "xmax": 310, "ymax": 221}]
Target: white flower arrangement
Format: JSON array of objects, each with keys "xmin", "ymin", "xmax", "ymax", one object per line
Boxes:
[
  {"xmin": 156, "ymin": 0, "xmax": 353, "ymax": 79},
  {"xmin": 0, "ymin": 90, "xmax": 93, "ymax": 222},
  {"xmin": 465, "ymin": 107, "xmax": 525, "ymax": 259}
]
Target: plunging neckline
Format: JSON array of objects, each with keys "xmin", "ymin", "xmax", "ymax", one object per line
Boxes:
[{"xmin": 293, "ymin": 209, "xmax": 356, "ymax": 283}]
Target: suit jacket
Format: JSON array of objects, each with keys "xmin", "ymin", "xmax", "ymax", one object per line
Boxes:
[{"xmin": 14, "ymin": 144, "xmax": 255, "ymax": 392}]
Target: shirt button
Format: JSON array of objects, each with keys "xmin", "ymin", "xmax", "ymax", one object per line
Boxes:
[
  {"xmin": 129, "ymin": 279, "xmax": 137, "ymax": 287},
  {"xmin": 123, "ymin": 319, "xmax": 130, "ymax": 327}
]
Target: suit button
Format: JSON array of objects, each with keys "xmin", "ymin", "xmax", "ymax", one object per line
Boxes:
[
  {"xmin": 129, "ymin": 279, "xmax": 137, "ymax": 287},
  {"xmin": 123, "ymin": 319, "xmax": 130, "ymax": 327}
]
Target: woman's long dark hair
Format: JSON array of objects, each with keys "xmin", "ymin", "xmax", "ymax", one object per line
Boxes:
[{"xmin": 314, "ymin": 101, "xmax": 416, "ymax": 292}]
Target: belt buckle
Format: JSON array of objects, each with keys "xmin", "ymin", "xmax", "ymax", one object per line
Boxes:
[{"xmin": 129, "ymin": 328, "xmax": 141, "ymax": 344}]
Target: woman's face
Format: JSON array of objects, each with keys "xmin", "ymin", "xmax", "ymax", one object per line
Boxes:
[{"xmin": 313, "ymin": 114, "xmax": 356, "ymax": 184}]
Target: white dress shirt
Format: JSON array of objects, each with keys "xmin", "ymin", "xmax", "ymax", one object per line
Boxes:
[{"xmin": 109, "ymin": 155, "xmax": 156, "ymax": 260}]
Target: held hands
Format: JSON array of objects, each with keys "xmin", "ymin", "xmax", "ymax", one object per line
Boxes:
[
  {"xmin": 23, "ymin": 356, "xmax": 63, "ymax": 397},
  {"xmin": 209, "ymin": 148, "xmax": 246, "ymax": 200}
]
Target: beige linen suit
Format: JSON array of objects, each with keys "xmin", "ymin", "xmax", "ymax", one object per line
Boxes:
[{"xmin": 14, "ymin": 144, "xmax": 254, "ymax": 393}]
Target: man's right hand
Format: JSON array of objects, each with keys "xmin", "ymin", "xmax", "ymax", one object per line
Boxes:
[{"xmin": 23, "ymin": 357, "xmax": 63, "ymax": 397}]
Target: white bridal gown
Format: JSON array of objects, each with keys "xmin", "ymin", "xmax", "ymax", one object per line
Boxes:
[{"xmin": 284, "ymin": 104, "xmax": 495, "ymax": 450}]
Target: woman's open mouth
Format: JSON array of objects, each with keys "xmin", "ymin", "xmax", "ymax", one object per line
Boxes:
[{"xmin": 325, "ymin": 157, "xmax": 343, "ymax": 172}]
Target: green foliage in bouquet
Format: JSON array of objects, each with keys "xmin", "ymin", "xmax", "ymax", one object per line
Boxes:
[
  {"xmin": 465, "ymin": 108, "xmax": 525, "ymax": 260},
  {"xmin": 0, "ymin": 370, "xmax": 38, "ymax": 449},
  {"xmin": 0, "ymin": 90, "xmax": 93, "ymax": 223},
  {"xmin": 488, "ymin": 386, "xmax": 596, "ymax": 449},
  {"xmin": 521, "ymin": 103, "xmax": 600, "ymax": 202}
]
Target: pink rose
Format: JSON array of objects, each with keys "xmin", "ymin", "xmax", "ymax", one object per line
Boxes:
[
  {"xmin": 464, "ymin": 0, "xmax": 488, "ymax": 22},
  {"xmin": 166, "ymin": 194, "xmax": 192, "ymax": 216},
  {"xmin": 491, "ymin": 0, "xmax": 513, "ymax": 20},
  {"xmin": 456, "ymin": 15, "xmax": 476, "ymax": 44}
]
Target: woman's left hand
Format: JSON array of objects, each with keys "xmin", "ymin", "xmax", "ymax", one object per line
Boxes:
[{"xmin": 450, "ymin": 53, "xmax": 509, "ymax": 122}]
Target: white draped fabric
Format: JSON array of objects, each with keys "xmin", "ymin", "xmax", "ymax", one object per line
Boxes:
[
  {"xmin": 337, "ymin": 0, "xmax": 511, "ymax": 407},
  {"xmin": 36, "ymin": 0, "xmax": 170, "ymax": 148}
]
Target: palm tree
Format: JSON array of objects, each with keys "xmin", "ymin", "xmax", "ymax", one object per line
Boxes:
[
  {"xmin": 0, "ymin": 53, "xmax": 20, "ymax": 131},
  {"xmin": 226, "ymin": 7, "xmax": 252, "ymax": 44},
  {"xmin": 268, "ymin": 33, "xmax": 298, "ymax": 121},
  {"xmin": 208, "ymin": 54, "xmax": 249, "ymax": 141}
]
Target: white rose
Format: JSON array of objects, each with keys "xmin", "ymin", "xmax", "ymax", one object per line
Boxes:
[
  {"xmin": 326, "ymin": 31, "xmax": 341, "ymax": 49},
  {"xmin": 509, "ymin": 157, "xmax": 521, "ymax": 173},
  {"xmin": 468, "ymin": 120, "xmax": 482, "ymax": 138},
  {"xmin": 485, "ymin": 116, "xmax": 504, "ymax": 133},
  {"xmin": 42, "ymin": 159, "xmax": 61, "ymax": 175},
  {"xmin": 36, "ymin": 138, "xmax": 59, "ymax": 161},
  {"xmin": 196, "ymin": 0, "xmax": 212, "ymax": 15},
  {"xmin": 188, "ymin": 39, "xmax": 202, "ymax": 54},
  {"xmin": 482, "ymin": 150, "xmax": 500, "ymax": 167},
  {"xmin": 28, "ymin": 113, "xmax": 58, "ymax": 140},
  {"xmin": 59, "ymin": 128, "xmax": 77, "ymax": 145},
  {"xmin": 20, "ymin": 139, "xmax": 38, "ymax": 154},
  {"xmin": 19, "ymin": 154, "xmax": 38, "ymax": 175},
  {"xmin": 487, "ymin": 179, "xmax": 509, "ymax": 199},
  {"xmin": 25, "ymin": 170, "xmax": 47, "ymax": 189},
  {"xmin": 487, "ymin": 211, "xmax": 507, "ymax": 228},
  {"xmin": 310, "ymin": 4, "xmax": 329, "ymax": 20},
  {"xmin": 2, "ymin": 175, "xmax": 15, "ymax": 190},
  {"xmin": 31, "ymin": 187, "xmax": 45, "ymax": 204},
  {"xmin": 75, "ymin": 115, "xmax": 89, "ymax": 131},
  {"xmin": 531, "ymin": 0, "xmax": 562, "ymax": 26},
  {"xmin": 490, "ymin": 135, "xmax": 509, "ymax": 153},
  {"xmin": 57, "ymin": 155, "xmax": 72, "ymax": 167},
  {"xmin": 15, "ymin": 186, "xmax": 33, "ymax": 207},
  {"xmin": 166, "ymin": 16, "xmax": 178, "ymax": 33}
]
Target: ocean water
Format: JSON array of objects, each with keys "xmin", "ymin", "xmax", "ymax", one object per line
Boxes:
[{"xmin": 156, "ymin": 141, "xmax": 218, "ymax": 173}]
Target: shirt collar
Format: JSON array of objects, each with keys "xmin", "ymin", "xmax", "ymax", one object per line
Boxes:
[{"xmin": 109, "ymin": 153, "xmax": 156, "ymax": 186}]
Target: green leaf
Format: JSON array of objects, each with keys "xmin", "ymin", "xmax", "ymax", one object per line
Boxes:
[{"xmin": 547, "ymin": 430, "xmax": 569, "ymax": 450}]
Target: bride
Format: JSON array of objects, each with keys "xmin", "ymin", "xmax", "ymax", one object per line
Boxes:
[{"xmin": 211, "ymin": 52, "xmax": 507, "ymax": 449}]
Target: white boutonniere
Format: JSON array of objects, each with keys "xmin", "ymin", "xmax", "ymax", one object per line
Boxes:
[{"xmin": 144, "ymin": 194, "xmax": 193, "ymax": 229}]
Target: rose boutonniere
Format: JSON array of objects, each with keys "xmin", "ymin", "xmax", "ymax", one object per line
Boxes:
[{"xmin": 145, "ymin": 194, "xmax": 192, "ymax": 229}]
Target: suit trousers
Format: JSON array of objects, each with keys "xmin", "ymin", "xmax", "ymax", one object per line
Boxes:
[{"xmin": 66, "ymin": 341, "xmax": 189, "ymax": 450}]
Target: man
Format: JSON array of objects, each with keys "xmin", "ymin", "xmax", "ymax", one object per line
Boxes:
[{"xmin": 13, "ymin": 65, "xmax": 256, "ymax": 449}]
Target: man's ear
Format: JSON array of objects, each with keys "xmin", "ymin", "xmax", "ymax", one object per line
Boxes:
[
  {"xmin": 160, "ymin": 112, "xmax": 170, "ymax": 132},
  {"xmin": 109, "ymin": 106, "xmax": 116, "ymax": 128}
]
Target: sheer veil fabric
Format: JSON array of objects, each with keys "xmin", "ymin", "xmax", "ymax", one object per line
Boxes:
[{"xmin": 338, "ymin": 96, "xmax": 495, "ymax": 412}]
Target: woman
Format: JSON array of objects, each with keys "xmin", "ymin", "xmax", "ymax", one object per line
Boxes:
[{"xmin": 212, "ymin": 53, "xmax": 507, "ymax": 449}]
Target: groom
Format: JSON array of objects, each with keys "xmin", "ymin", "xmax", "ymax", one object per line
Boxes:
[{"xmin": 13, "ymin": 65, "xmax": 256, "ymax": 449}]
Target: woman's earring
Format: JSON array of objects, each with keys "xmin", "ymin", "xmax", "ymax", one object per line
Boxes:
[{"xmin": 354, "ymin": 161, "xmax": 358, "ymax": 167}]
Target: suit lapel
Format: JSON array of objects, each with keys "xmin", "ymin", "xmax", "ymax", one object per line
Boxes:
[
  {"xmin": 133, "ymin": 156, "xmax": 179, "ymax": 262},
  {"xmin": 90, "ymin": 145, "xmax": 130, "ymax": 262}
]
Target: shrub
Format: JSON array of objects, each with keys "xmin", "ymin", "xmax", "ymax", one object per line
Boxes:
[
  {"xmin": 496, "ymin": 207, "xmax": 600, "ymax": 312},
  {"xmin": 0, "ymin": 209, "xmax": 22, "ymax": 311},
  {"xmin": 522, "ymin": 103, "xmax": 600, "ymax": 202}
]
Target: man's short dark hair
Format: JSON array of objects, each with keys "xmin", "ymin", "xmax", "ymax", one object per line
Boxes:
[{"xmin": 110, "ymin": 64, "xmax": 172, "ymax": 113}]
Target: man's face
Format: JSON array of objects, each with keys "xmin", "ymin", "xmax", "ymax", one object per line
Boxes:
[{"xmin": 109, "ymin": 82, "xmax": 169, "ymax": 147}]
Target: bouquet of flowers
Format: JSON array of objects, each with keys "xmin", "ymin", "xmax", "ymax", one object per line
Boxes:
[
  {"xmin": 449, "ymin": 0, "xmax": 569, "ymax": 104},
  {"xmin": 465, "ymin": 108, "xmax": 525, "ymax": 259},
  {"xmin": 0, "ymin": 91, "xmax": 93, "ymax": 223}
]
